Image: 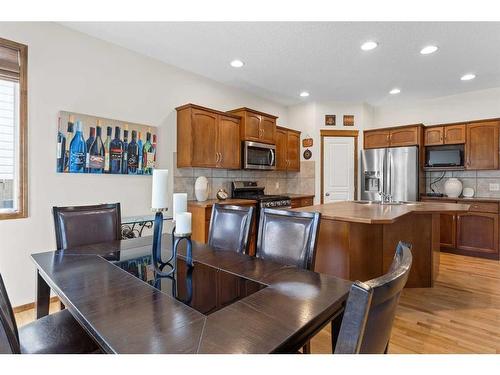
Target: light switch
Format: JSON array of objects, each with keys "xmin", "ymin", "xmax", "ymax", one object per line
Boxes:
[{"xmin": 489, "ymin": 183, "xmax": 500, "ymax": 191}]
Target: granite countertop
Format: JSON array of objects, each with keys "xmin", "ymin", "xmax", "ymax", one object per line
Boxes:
[
  {"xmin": 187, "ymin": 198, "xmax": 257, "ymax": 208},
  {"xmin": 421, "ymin": 195, "xmax": 500, "ymax": 203},
  {"xmin": 294, "ymin": 200, "xmax": 470, "ymax": 224}
]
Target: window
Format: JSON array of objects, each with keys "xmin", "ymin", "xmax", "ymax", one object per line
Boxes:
[{"xmin": 0, "ymin": 37, "xmax": 27, "ymax": 219}]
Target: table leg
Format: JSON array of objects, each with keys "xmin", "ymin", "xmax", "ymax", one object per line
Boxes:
[{"xmin": 36, "ymin": 270, "xmax": 50, "ymax": 319}]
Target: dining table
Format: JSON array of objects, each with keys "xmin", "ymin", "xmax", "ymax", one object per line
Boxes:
[{"xmin": 31, "ymin": 234, "xmax": 352, "ymax": 354}]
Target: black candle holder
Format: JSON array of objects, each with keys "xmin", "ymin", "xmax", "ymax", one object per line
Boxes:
[{"xmin": 151, "ymin": 211, "xmax": 193, "ymax": 277}]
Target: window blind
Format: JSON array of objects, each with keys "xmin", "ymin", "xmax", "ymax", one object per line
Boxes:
[{"xmin": 0, "ymin": 79, "xmax": 15, "ymax": 180}]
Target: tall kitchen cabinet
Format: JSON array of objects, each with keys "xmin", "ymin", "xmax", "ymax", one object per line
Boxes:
[
  {"xmin": 176, "ymin": 104, "xmax": 241, "ymax": 169},
  {"xmin": 465, "ymin": 121, "xmax": 499, "ymax": 170},
  {"xmin": 276, "ymin": 126, "xmax": 301, "ymax": 172},
  {"xmin": 227, "ymin": 107, "xmax": 277, "ymax": 145}
]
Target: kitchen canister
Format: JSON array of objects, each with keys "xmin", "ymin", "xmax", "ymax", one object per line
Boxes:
[
  {"xmin": 444, "ymin": 178, "xmax": 463, "ymax": 198},
  {"xmin": 462, "ymin": 187, "xmax": 475, "ymax": 198},
  {"xmin": 194, "ymin": 176, "xmax": 209, "ymax": 202}
]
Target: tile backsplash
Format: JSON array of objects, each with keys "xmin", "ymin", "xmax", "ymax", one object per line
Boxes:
[
  {"xmin": 173, "ymin": 153, "xmax": 315, "ymax": 200},
  {"xmin": 425, "ymin": 170, "xmax": 500, "ymax": 198}
]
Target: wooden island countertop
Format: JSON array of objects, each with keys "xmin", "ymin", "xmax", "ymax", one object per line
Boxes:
[
  {"xmin": 295, "ymin": 200, "xmax": 470, "ymax": 224},
  {"xmin": 294, "ymin": 200, "xmax": 470, "ymax": 288}
]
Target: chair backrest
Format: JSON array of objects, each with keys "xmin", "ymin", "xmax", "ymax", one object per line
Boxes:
[
  {"xmin": 256, "ymin": 208, "xmax": 321, "ymax": 270},
  {"xmin": 208, "ymin": 204, "xmax": 254, "ymax": 254},
  {"xmin": 334, "ymin": 241, "xmax": 413, "ymax": 354},
  {"xmin": 0, "ymin": 274, "xmax": 20, "ymax": 354},
  {"xmin": 53, "ymin": 203, "xmax": 122, "ymax": 250}
]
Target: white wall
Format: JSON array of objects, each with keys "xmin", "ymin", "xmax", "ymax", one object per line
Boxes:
[
  {"xmin": 287, "ymin": 100, "xmax": 373, "ymax": 203},
  {"xmin": 372, "ymin": 87, "xmax": 500, "ymax": 128},
  {"xmin": 0, "ymin": 22, "xmax": 287, "ymax": 306}
]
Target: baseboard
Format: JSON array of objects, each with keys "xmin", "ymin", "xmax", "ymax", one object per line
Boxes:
[{"xmin": 13, "ymin": 296, "xmax": 60, "ymax": 313}]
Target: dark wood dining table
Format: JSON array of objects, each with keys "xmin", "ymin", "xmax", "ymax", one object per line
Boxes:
[{"xmin": 31, "ymin": 234, "xmax": 352, "ymax": 354}]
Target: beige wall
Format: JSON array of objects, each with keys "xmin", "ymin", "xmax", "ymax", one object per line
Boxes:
[{"xmin": 0, "ymin": 22, "xmax": 287, "ymax": 306}]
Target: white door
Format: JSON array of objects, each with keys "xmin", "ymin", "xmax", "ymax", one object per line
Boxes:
[{"xmin": 323, "ymin": 137, "xmax": 355, "ymax": 202}]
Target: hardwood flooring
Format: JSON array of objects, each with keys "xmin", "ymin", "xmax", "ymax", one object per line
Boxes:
[{"xmin": 14, "ymin": 253, "xmax": 500, "ymax": 354}]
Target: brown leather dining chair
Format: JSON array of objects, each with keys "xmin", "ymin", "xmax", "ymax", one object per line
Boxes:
[
  {"xmin": 208, "ymin": 204, "xmax": 254, "ymax": 254},
  {"xmin": 53, "ymin": 203, "xmax": 122, "ymax": 249},
  {"xmin": 256, "ymin": 208, "xmax": 321, "ymax": 270},
  {"xmin": 256, "ymin": 208, "xmax": 321, "ymax": 353},
  {"xmin": 333, "ymin": 241, "xmax": 413, "ymax": 354},
  {"xmin": 0, "ymin": 274, "xmax": 99, "ymax": 354}
]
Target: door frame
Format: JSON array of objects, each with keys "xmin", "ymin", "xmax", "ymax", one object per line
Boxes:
[{"xmin": 320, "ymin": 129, "xmax": 359, "ymax": 204}]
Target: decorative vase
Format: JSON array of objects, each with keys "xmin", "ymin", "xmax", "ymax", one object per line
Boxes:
[
  {"xmin": 444, "ymin": 178, "xmax": 463, "ymax": 198},
  {"xmin": 194, "ymin": 176, "xmax": 209, "ymax": 202}
]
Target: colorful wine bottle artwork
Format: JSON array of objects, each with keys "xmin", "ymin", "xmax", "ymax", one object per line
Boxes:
[{"xmin": 57, "ymin": 111, "xmax": 158, "ymax": 176}]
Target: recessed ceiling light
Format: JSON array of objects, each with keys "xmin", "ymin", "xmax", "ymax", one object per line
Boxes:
[
  {"xmin": 461, "ymin": 73, "xmax": 476, "ymax": 81},
  {"xmin": 420, "ymin": 45, "xmax": 439, "ymax": 55},
  {"xmin": 299, "ymin": 91, "xmax": 310, "ymax": 97},
  {"xmin": 389, "ymin": 88, "xmax": 401, "ymax": 95},
  {"xmin": 230, "ymin": 59, "xmax": 244, "ymax": 68},
  {"xmin": 361, "ymin": 41, "xmax": 378, "ymax": 51}
]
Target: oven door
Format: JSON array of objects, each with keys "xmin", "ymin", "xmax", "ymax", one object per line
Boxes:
[{"xmin": 243, "ymin": 141, "xmax": 276, "ymax": 170}]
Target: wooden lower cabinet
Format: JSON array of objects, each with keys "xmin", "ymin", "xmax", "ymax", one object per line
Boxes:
[
  {"xmin": 439, "ymin": 213, "xmax": 456, "ymax": 249},
  {"xmin": 456, "ymin": 212, "xmax": 499, "ymax": 257},
  {"xmin": 290, "ymin": 196, "xmax": 314, "ymax": 208}
]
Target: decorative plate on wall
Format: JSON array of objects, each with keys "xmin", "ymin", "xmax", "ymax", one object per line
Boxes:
[{"xmin": 303, "ymin": 149, "xmax": 312, "ymax": 160}]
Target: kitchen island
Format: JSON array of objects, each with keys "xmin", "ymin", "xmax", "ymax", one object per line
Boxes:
[{"xmin": 295, "ymin": 201, "xmax": 470, "ymax": 287}]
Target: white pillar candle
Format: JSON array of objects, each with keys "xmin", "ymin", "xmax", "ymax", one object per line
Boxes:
[
  {"xmin": 151, "ymin": 169, "xmax": 169, "ymax": 210},
  {"xmin": 175, "ymin": 212, "xmax": 192, "ymax": 235},
  {"xmin": 172, "ymin": 193, "xmax": 187, "ymax": 221}
]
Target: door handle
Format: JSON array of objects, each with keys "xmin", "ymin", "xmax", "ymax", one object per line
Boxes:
[{"xmin": 325, "ymin": 193, "xmax": 330, "ymax": 196}]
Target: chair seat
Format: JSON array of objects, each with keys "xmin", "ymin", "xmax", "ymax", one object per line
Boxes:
[{"xmin": 19, "ymin": 309, "xmax": 99, "ymax": 354}]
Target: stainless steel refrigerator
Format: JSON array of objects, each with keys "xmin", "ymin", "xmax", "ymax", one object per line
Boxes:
[{"xmin": 361, "ymin": 146, "xmax": 419, "ymax": 202}]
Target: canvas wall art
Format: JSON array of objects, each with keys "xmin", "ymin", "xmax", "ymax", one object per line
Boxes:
[{"xmin": 57, "ymin": 111, "xmax": 158, "ymax": 175}]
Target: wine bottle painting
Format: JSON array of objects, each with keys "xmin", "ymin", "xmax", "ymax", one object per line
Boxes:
[{"xmin": 57, "ymin": 111, "xmax": 158, "ymax": 175}]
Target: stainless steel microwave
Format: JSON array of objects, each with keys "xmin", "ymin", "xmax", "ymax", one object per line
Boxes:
[{"xmin": 243, "ymin": 141, "xmax": 276, "ymax": 170}]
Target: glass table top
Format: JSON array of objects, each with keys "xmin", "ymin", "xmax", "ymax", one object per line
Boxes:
[{"xmin": 105, "ymin": 245, "xmax": 266, "ymax": 316}]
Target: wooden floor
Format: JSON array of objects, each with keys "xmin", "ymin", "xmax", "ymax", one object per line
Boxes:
[{"xmin": 14, "ymin": 253, "xmax": 500, "ymax": 353}]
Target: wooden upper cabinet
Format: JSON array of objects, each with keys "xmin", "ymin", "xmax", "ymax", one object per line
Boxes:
[
  {"xmin": 444, "ymin": 124, "xmax": 466, "ymax": 144},
  {"xmin": 466, "ymin": 121, "xmax": 499, "ymax": 170},
  {"xmin": 176, "ymin": 104, "xmax": 241, "ymax": 169},
  {"xmin": 390, "ymin": 126, "xmax": 420, "ymax": 147},
  {"xmin": 228, "ymin": 107, "xmax": 278, "ymax": 144},
  {"xmin": 364, "ymin": 130, "xmax": 390, "ymax": 149},
  {"xmin": 286, "ymin": 130, "xmax": 300, "ymax": 171},
  {"xmin": 218, "ymin": 115, "xmax": 241, "ymax": 169},
  {"xmin": 424, "ymin": 126, "xmax": 444, "ymax": 146},
  {"xmin": 275, "ymin": 128, "xmax": 288, "ymax": 171},
  {"xmin": 275, "ymin": 126, "xmax": 301, "ymax": 171}
]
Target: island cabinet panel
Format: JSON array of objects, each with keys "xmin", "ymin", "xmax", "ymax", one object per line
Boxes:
[
  {"xmin": 456, "ymin": 212, "xmax": 499, "ymax": 256},
  {"xmin": 275, "ymin": 126, "xmax": 301, "ymax": 172},
  {"xmin": 466, "ymin": 121, "xmax": 499, "ymax": 170},
  {"xmin": 364, "ymin": 130, "xmax": 390, "ymax": 149},
  {"xmin": 424, "ymin": 126, "xmax": 444, "ymax": 146},
  {"xmin": 176, "ymin": 104, "xmax": 241, "ymax": 169},
  {"xmin": 440, "ymin": 213, "xmax": 457, "ymax": 249},
  {"xmin": 444, "ymin": 124, "xmax": 466, "ymax": 144},
  {"xmin": 227, "ymin": 107, "xmax": 278, "ymax": 145}
]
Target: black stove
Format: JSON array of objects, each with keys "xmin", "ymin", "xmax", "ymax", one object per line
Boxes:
[{"xmin": 231, "ymin": 181, "xmax": 291, "ymax": 209}]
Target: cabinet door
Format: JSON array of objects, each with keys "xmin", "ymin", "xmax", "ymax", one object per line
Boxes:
[
  {"xmin": 364, "ymin": 130, "xmax": 390, "ymax": 149},
  {"xmin": 424, "ymin": 127, "xmax": 443, "ymax": 146},
  {"xmin": 217, "ymin": 115, "xmax": 241, "ymax": 169},
  {"xmin": 440, "ymin": 213, "xmax": 456, "ymax": 248},
  {"xmin": 275, "ymin": 128, "xmax": 288, "ymax": 171},
  {"xmin": 242, "ymin": 113, "xmax": 261, "ymax": 141},
  {"xmin": 466, "ymin": 121, "xmax": 499, "ymax": 170},
  {"xmin": 191, "ymin": 108, "xmax": 218, "ymax": 167},
  {"xmin": 444, "ymin": 124, "xmax": 466, "ymax": 144},
  {"xmin": 260, "ymin": 116, "xmax": 276, "ymax": 144},
  {"xmin": 456, "ymin": 212, "xmax": 499, "ymax": 255},
  {"xmin": 390, "ymin": 127, "xmax": 419, "ymax": 146},
  {"xmin": 286, "ymin": 131, "xmax": 300, "ymax": 171}
]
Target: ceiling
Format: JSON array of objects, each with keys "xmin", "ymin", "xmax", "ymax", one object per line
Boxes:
[{"xmin": 61, "ymin": 22, "xmax": 500, "ymax": 107}]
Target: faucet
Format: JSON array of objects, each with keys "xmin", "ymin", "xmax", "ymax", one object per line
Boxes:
[{"xmin": 379, "ymin": 192, "xmax": 393, "ymax": 204}]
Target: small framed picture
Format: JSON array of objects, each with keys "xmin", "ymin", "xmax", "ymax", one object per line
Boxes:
[
  {"xmin": 343, "ymin": 115, "xmax": 355, "ymax": 127},
  {"xmin": 325, "ymin": 115, "xmax": 336, "ymax": 126}
]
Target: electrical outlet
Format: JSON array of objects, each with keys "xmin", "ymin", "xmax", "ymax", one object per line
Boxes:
[
  {"xmin": 489, "ymin": 183, "xmax": 500, "ymax": 191},
  {"xmin": 275, "ymin": 181, "xmax": 280, "ymax": 189}
]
